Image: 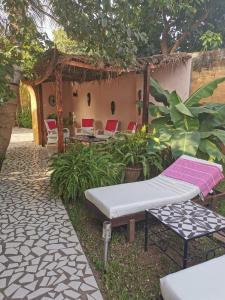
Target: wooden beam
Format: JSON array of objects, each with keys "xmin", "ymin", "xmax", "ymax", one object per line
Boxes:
[
  {"xmin": 142, "ymin": 63, "xmax": 150, "ymax": 126},
  {"xmin": 55, "ymin": 66, "xmax": 64, "ymax": 153}
]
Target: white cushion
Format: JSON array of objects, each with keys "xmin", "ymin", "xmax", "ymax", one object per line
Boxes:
[
  {"xmin": 160, "ymin": 255, "xmax": 225, "ymax": 300},
  {"xmin": 85, "ymin": 175, "xmax": 200, "ymax": 219},
  {"xmin": 85, "ymin": 156, "xmax": 222, "ymax": 219}
]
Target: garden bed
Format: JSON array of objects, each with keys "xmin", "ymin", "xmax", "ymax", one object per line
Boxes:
[{"xmin": 67, "ymin": 200, "xmax": 225, "ymax": 300}]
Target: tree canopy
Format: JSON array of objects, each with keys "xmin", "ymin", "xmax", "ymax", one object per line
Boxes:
[{"xmin": 50, "ymin": 0, "xmax": 225, "ymax": 59}]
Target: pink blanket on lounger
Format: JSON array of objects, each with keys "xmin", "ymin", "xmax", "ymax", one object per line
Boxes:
[{"xmin": 162, "ymin": 158, "xmax": 224, "ymax": 197}]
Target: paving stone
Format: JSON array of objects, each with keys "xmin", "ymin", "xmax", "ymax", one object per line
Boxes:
[{"xmin": 0, "ymin": 136, "xmax": 103, "ymax": 300}]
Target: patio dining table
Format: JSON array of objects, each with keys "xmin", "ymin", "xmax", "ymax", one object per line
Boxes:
[{"xmin": 64, "ymin": 135, "xmax": 108, "ymax": 150}]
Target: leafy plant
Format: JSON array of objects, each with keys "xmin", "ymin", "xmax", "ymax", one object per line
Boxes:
[
  {"xmin": 200, "ymin": 30, "xmax": 223, "ymax": 51},
  {"xmin": 50, "ymin": 143, "xmax": 123, "ymax": 202},
  {"xmin": 48, "ymin": 113, "xmax": 57, "ymax": 120},
  {"xmin": 149, "ymin": 77, "xmax": 225, "ymax": 162},
  {"xmin": 16, "ymin": 107, "xmax": 32, "ymax": 128},
  {"xmin": 107, "ymin": 132, "xmax": 163, "ymax": 179}
]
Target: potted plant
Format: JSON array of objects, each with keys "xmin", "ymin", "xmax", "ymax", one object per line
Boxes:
[{"xmin": 113, "ymin": 132, "xmax": 162, "ymax": 182}]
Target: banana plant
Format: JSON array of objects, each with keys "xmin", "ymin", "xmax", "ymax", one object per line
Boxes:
[{"xmin": 149, "ymin": 77, "xmax": 225, "ymax": 162}]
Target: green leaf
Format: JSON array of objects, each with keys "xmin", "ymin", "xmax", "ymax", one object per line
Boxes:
[
  {"xmin": 149, "ymin": 104, "xmax": 169, "ymax": 117},
  {"xmin": 189, "ymin": 106, "xmax": 217, "ymax": 116},
  {"xmin": 186, "ymin": 77, "xmax": 225, "ymax": 107},
  {"xmin": 150, "ymin": 116, "xmax": 171, "ymax": 130},
  {"xmin": 199, "ymin": 139, "xmax": 224, "ymax": 161},
  {"xmin": 210, "ymin": 129, "xmax": 225, "ymax": 144},
  {"xmin": 171, "ymin": 131, "xmax": 200, "ymax": 158},
  {"xmin": 150, "ymin": 78, "xmax": 170, "ymax": 105},
  {"xmin": 175, "ymin": 103, "xmax": 193, "ymax": 117},
  {"xmin": 168, "ymin": 90, "xmax": 182, "ymax": 106}
]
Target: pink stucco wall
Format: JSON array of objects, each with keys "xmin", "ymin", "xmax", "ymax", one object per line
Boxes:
[{"xmin": 41, "ymin": 59, "xmax": 192, "ymax": 131}]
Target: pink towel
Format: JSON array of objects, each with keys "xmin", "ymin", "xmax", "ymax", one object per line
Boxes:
[{"xmin": 162, "ymin": 158, "xmax": 224, "ymax": 197}]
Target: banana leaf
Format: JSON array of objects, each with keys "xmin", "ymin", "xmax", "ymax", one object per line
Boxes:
[
  {"xmin": 175, "ymin": 103, "xmax": 193, "ymax": 117},
  {"xmin": 150, "ymin": 78, "xmax": 170, "ymax": 106},
  {"xmin": 185, "ymin": 77, "xmax": 225, "ymax": 107},
  {"xmin": 189, "ymin": 106, "xmax": 217, "ymax": 116},
  {"xmin": 149, "ymin": 104, "xmax": 169, "ymax": 117},
  {"xmin": 201, "ymin": 129, "xmax": 225, "ymax": 145},
  {"xmin": 171, "ymin": 131, "xmax": 200, "ymax": 158},
  {"xmin": 199, "ymin": 139, "xmax": 224, "ymax": 162}
]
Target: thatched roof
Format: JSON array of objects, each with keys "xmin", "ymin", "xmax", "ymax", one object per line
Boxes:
[{"xmin": 27, "ymin": 49, "xmax": 191, "ymax": 86}]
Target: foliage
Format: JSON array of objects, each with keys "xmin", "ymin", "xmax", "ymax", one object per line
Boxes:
[
  {"xmin": 47, "ymin": 113, "xmax": 57, "ymax": 120},
  {"xmin": 53, "ymin": 28, "xmax": 86, "ymax": 55},
  {"xmin": 200, "ymin": 30, "xmax": 223, "ymax": 51},
  {"xmin": 0, "ymin": 0, "xmax": 52, "ymax": 103},
  {"xmin": 0, "ymin": 36, "xmax": 17, "ymax": 104},
  {"xmin": 133, "ymin": 0, "xmax": 225, "ymax": 56},
  {"xmin": 16, "ymin": 107, "xmax": 32, "ymax": 128},
  {"xmin": 103, "ymin": 132, "xmax": 163, "ymax": 179},
  {"xmin": 50, "ymin": 143, "xmax": 123, "ymax": 202},
  {"xmin": 149, "ymin": 78, "xmax": 225, "ymax": 162},
  {"xmin": 50, "ymin": 0, "xmax": 146, "ymax": 65}
]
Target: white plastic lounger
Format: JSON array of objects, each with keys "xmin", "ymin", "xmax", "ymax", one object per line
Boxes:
[
  {"xmin": 85, "ymin": 155, "xmax": 223, "ymax": 242},
  {"xmin": 85, "ymin": 175, "xmax": 200, "ymax": 219},
  {"xmin": 160, "ymin": 254, "xmax": 225, "ymax": 300},
  {"xmin": 85, "ymin": 155, "xmax": 222, "ymax": 218}
]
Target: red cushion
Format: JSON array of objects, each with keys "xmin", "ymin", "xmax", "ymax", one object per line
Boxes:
[
  {"xmin": 47, "ymin": 120, "xmax": 57, "ymax": 130},
  {"xmin": 105, "ymin": 120, "xmax": 118, "ymax": 132},
  {"xmin": 82, "ymin": 119, "xmax": 94, "ymax": 127},
  {"xmin": 127, "ymin": 121, "xmax": 137, "ymax": 131}
]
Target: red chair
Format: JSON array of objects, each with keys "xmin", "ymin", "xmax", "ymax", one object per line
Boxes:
[
  {"xmin": 44, "ymin": 119, "xmax": 70, "ymax": 144},
  {"xmin": 96, "ymin": 120, "xmax": 119, "ymax": 139},
  {"xmin": 76, "ymin": 118, "xmax": 94, "ymax": 136},
  {"xmin": 127, "ymin": 121, "xmax": 137, "ymax": 133}
]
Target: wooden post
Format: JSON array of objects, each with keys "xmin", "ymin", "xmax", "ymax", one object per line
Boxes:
[
  {"xmin": 38, "ymin": 84, "xmax": 45, "ymax": 147},
  {"xmin": 142, "ymin": 63, "xmax": 150, "ymax": 126},
  {"xmin": 55, "ymin": 65, "xmax": 64, "ymax": 153},
  {"xmin": 34, "ymin": 85, "xmax": 45, "ymax": 146},
  {"xmin": 127, "ymin": 219, "xmax": 135, "ymax": 242}
]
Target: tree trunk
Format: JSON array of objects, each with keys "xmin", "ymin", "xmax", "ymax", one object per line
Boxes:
[{"xmin": 0, "ymin": 100, "xmax": 17, "ymax": 170}]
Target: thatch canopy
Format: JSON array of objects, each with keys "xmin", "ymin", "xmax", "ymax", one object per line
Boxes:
[{"xmin": 27, "ymin": 49, "xmax": 191, "ymax": 86}]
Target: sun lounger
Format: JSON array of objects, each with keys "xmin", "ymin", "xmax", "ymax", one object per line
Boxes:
[
  {"xmin": 160, "ymin": 254, "xmax": 225, "ymax": 300},
  {"xmin": 85, "ymin": 155, "xmax": 224, "ymax": 241}
]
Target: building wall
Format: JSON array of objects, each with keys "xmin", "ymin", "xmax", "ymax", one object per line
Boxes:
[
  {"xmin": 191, "ymin": 50, "xmax": 225, "ymax": 104},
  {"xmin": 41, "ymin": 59, "xmax": 192, "ymax": 132}
]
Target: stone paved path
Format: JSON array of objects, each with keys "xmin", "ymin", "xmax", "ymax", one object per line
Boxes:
[{"xmin": 0, "ymin": 129, "xmax": 103, "ymax": 300}]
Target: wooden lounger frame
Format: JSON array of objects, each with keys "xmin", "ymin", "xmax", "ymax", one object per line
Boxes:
[{"xmin": 86, "ymin": 191, "xmax": 225, "ymax": 242}]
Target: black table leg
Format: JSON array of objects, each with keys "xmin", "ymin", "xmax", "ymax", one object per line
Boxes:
[
  {"xmin": 144, "ymin": 210, "xmax": 149, "ymax": 252},
  {"xmin": 183, "ymin": 240, "xmax": 188, "ymax": 269}
]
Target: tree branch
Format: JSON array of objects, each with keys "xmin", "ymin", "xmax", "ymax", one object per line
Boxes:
[
  {"xmin": 160, "ymin": 10, "xmax": 171, "ymax": 55},
  {"xmin": 169, "ymin": 9, "xmax": 209, "ymax": 54}
]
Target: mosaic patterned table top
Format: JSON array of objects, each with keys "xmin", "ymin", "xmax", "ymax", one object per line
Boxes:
[
  {"xmin": 0, "ymin": 140, "xmax": 103, "ymax": 300},
  {"xmin": 148, "ymin": 200, "xmax": 225, "ymax": 240}
]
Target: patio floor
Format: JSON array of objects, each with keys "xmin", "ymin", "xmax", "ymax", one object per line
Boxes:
[{"xmin": 0, "ymin": 128, "xmax": 103, "ymax": 300}]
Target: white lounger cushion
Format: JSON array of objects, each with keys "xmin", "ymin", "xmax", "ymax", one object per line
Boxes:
[
  {"xmin": 85, "ymin": 175, "xmax": 200, "ymax": 219},
  {"xmin": 160, "ymin": 254, "xmax": 225, "ymax": 300}
]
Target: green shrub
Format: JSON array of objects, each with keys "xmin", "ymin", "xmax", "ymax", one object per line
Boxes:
[
  {"xmin": 50, "ymin": 143, "xmax": 123, "ymax": 202},
  {"xmin": 16, "ymin": 107, "xmax": 32, "ymax": 128},
  {"xmin": 148, "ymin": 77, "xmax": 225, "ymax": 162},
  {"xmin": 103, "ymin": 132, "xmax": 163, "ymax": 179}
]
